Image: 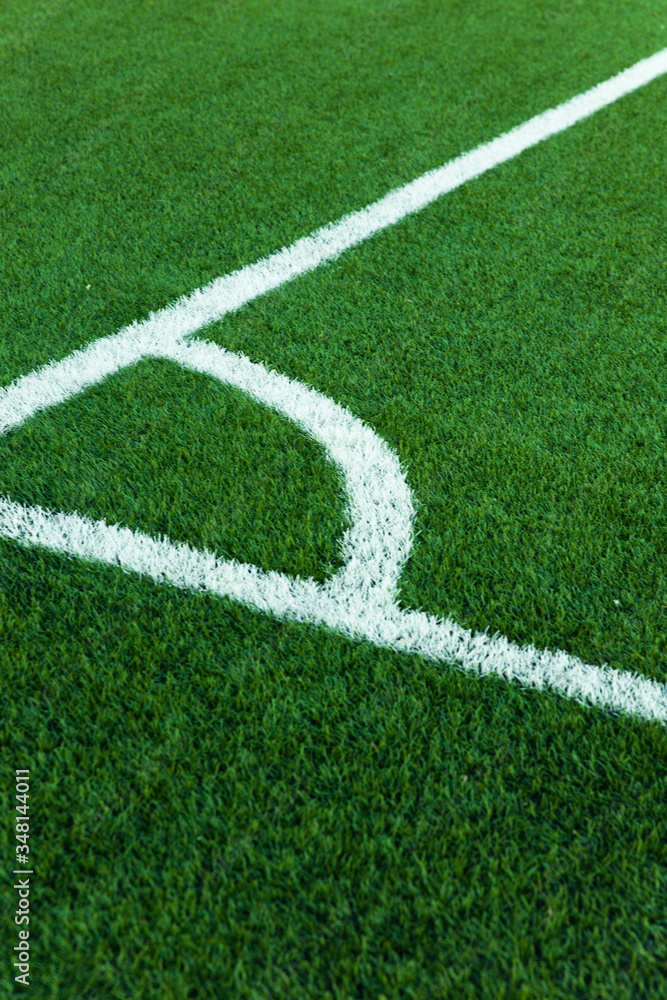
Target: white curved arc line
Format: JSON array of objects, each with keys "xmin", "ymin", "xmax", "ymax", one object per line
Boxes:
[
  {"xmin": 163, "ymin": 337, "xmax": 416, "ymax": 607},
  {"xmin": 1, "ymin": 49, "xmax": 666, "ymax": 725},
  {"xmin": 1, "ymin": 331, "xmax": 666, "ymax": 727}
]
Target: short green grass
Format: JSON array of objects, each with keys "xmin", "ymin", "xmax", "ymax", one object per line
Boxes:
[{"xmin": 1, "ymin": 1, "xmax": 667, "ymax": 997}]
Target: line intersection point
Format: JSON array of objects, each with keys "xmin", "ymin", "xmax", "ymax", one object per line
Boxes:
[{"xmin": 2, "ymin": 48, "xmax": 667, "ymax": 725}]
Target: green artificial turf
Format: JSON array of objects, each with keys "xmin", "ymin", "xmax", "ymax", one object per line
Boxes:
[{"xmin": 1, "ymin": 1, "xmax": 667, "ymax": 998}]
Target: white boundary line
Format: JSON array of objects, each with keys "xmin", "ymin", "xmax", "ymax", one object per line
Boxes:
[{"xmin": 1, "ymin": 48, "xmax": 667, "ymax": 725}]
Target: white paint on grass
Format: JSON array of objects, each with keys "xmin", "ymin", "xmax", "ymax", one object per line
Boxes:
[{"xmin": 1, "ymin": 48, "xmax": 667, "ymax": 726}]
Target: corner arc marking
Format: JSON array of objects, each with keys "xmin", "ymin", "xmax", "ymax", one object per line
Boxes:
[
  {"xmin": 1, "ymin": 48, "xmax": 667, "ymax": 723},
  {"xmin": 0, "ymin": 331, "xmax": 666, "ymax": 728}
]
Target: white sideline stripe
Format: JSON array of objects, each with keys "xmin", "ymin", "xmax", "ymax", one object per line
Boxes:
[
  {"xmin": 1, "ymin": 47, "xmax": 666, "ymax": 435},
  {"xmin": 1, "ymin": 48, "xmax": 667, "ymax": 726},
  {"xmin": 2, "ymin": 498, "xmax": 666, "ymax": 726},
  {"xmin": 128, "ymin": 45, "xmax": 667, "ymax": 332}
]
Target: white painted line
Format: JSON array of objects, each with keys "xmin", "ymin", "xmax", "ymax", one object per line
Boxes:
[
  {"xmin": 2, "ymin": 334, "xmax": 666, "ymax": 726},
  {"xmin": 154, "ymin": 45, "xmax": 667, "ymax": 336},
  {"xmin": 2, "ymin": 47, "xmax": 667, "ymax": 435},
  {"xmin": 1, "ymin": 48, "xmax": 667, "ymax": 726}
]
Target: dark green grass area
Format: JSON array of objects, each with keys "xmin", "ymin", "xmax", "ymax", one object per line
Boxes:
[
  {"xmin": 1, "ymin": 0, "xmax": 667, "ymax": 998},
  {"xmin": 1, "ymin": 562, "xmax": 667, "ymax": 999}
]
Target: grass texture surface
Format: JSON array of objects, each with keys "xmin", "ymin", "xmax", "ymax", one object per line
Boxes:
[{"xmin": 1, "ymin": 1, "xmax": 667, "ymax": 998}]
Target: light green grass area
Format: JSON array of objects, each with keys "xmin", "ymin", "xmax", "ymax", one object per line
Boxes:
[{"xmin": 1, "ymin": 1, "xmax": 667, "ymax": 998}]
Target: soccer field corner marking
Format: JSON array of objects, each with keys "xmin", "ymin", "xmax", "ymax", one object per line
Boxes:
[
  {"xmin": 1, "ymin": 46, "xmax": 667, "ymax": 725},
  {"xmin": 1, "ymin": 331, "xmax": 666, "ymax": 728}
]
